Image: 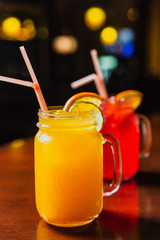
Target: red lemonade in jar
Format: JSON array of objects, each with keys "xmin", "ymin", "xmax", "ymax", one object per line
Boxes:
[{"xmin": 100, "ymin": 96, "xmax": 140, "ymax": 180}]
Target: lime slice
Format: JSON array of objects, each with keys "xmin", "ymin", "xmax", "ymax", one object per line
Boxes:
[
  {"xmin": 68, "ymin": 101, "xmax": 104, "ymax": 132},
  {"xmin": 115, "ymin": 90, "xmax": 143, "ymax": 110}
]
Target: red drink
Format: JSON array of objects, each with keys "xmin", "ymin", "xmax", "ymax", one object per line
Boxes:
[{"xmin": 100, "ymin": 96, "xmax": 140, "ymax": 180}]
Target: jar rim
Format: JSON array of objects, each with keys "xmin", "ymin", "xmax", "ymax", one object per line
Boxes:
[
  {"xmin": 103, "ymin": 96, "xmax": 133, "ymax": 109},
  {"xmin": 38, "ymin": 106, "xmax": 96, "ymax": 119}
]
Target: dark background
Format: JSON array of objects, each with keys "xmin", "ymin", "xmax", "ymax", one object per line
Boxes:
[{"xmin": 0, "ymin": 0, "xmax": 159, "ymax": 144}]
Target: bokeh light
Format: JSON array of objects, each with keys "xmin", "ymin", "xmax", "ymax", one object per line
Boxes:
[
  {"xmin": 103, "ymin": 27, "xmax": 135, "ymax": 58},
  {"xmin": 52, "ymin": 35, "xmax": 78, "ymax": 54},
  {"xmin": 84, "ymin": 7, "xmax": 106, "ymax": 30},
  {"xmin": 0, "ymin": 17, "xmax": 36, "ymax": 41},
  {"xmin": 100, "ymin": 27, "xmax": 118, "ymax": 45},
  {"xmin": 118, "ymin": 28, "xmax": 135, "ymax": 44},
  {"xmin": 127, "ymin": 8, "xmax": 139, "ymax": 22},
  {"xmin": 99, "ymin": 55, "xmax": 118, "ymax": 71},
  {"xmin": 2, "ymin": 17, "xmax": 21, "ymax": 38},
  {"xmin": 22, "ymin": 19, "xmax": 36, "ymax": 40},
  {"xmin": 122, "ymin": 43, "xmax": 135, "ymax": 58},
  {"xmin": 16, "ymin": 28, "xmax": 30, "ymax": 41},
  {"xmin": 23, "ymin": 19, "xmax": 34, "ymax": 30}
]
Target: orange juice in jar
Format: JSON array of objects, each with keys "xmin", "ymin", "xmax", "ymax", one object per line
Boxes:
[{"xmin": 34, "ymin": 106, "xmax": 122, "ymax": 227}]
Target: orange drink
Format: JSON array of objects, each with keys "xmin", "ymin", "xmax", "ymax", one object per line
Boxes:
[{"xmin": 34, "ymin": 106, "xmax": 122, "ymax": 227}]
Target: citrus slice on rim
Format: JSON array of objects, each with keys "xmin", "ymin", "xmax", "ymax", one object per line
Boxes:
[
  {"xmin": 115, "ymin": 90, "xmax": 143, "ymax": 110},
  {"xmin": 63, "ymin": 92, "xmax": 104, "ymax": 111},
  {"xmin": 68, "ymin": 101, "xmax": 104, "ymax": 132}
]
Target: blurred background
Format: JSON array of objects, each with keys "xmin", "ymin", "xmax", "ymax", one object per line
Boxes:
[{"xmin": 0, "ymin": 0, "xmax": 159, "ymax": 144}]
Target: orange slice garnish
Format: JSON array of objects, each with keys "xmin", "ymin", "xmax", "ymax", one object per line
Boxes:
[
  {"xmin": 63, "ymin": 92, "xmax": 104, "ymax": 111},
  {"xmin": 115, "ymin": 90, "xmax": 143, "ymax": 110}
]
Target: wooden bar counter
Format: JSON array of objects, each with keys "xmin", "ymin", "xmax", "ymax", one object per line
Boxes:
[{"xmin": 0, "ymin": 113, "xmax": 160, "ymax": 240}]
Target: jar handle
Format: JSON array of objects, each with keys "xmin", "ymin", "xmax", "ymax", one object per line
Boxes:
[
  {"xmin": 138, "ymin": 114, "xmax": 152, "ymax": 159},
  {"xmin": 102, "ymin": 134, "xmax": 122, "ymax": 196}
]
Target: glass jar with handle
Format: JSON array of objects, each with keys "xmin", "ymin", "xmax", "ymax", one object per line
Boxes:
[{"xmin": 34, "ymin": 106, "xmax": 122, "ymax": 227}]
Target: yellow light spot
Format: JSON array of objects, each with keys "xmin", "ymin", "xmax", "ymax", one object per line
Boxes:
[
  {"xmin": 2, "ymin": 17, "xmax": 21, "ymax": 38},
  {"xmin": 127, "ymin": 8, "xmax": 139, "ymax": 22},
  {"xmin": 52, "ymin": 35, "xmax": 78, "ymax": 54},
  {"xmin": 28, "ymin": 27, "xmax": 36, "ymax": 40},
  {"xmin": 100, "ymin": 27, "xmax": 118, "ymax": 45},
  {"xmin": 23, "ymin": 19, "xmax": 34, "ymax": 28},
  {"xmin": 9, "ymin": 139, "xmax": 26, "ymax": 148},
  {"xmin": 84, "ymin": 7, "xmax": 106, "ymax": 30},
  {"xmin": 23, "ymin": 19, "xmax": 35, "ymax": 34},
  {"xmin": 22, "ymin": 19, "xmax": 36, "ymax": 40},
  {"xmin": 16, "ymin": 28, "xmax": 30, "ymax": 41}
]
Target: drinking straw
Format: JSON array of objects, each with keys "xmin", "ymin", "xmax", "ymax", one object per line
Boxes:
[
  {"xmin": 90, "ymin": 49, "xmax": 108, "ymax": 98},
  {"xmin": 19, "ymin": 46, "xmax": 48, "ymax": 111},
  {"xmin": 0, "ymin": 76, "xmax": 34, "ymax": 88},
  {"xmin": 70, "ymin": 49, "xmax": 108, "ymax": 98},
  {"xmin": 71, "ymin": 73, "xmax": 107, "ymax": 98},
  {"xmin": 71, "ymin": 73, "xmax": 97, "ymax": 89}
]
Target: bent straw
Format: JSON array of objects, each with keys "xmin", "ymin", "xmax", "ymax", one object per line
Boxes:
[
  {"xmin": 90, "ymin": 49, "xmax": 108, "ymax": 98},
  {"xmin": 71, "ymin": 73, "xmax": 97, "ymax": 89},
  {"xmin": 0, "ymin": 76, "xmax": 34, "ymax": 88},
  {"xmin": 19, "ymin": 46, "xmax": 48, "ymax": 111},
  {"xmin": 71, "ymin": 73, "xmax": 106, "ymax": 99}
]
